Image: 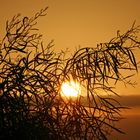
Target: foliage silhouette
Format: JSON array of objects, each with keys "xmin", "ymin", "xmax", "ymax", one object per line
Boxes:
[{"xmin": 0, "ymin": 7, "xmax": 140, "ymax": 140}]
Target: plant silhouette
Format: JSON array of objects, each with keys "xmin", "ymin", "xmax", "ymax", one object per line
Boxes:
[{"xmin": 0, "ymin": 7, "xmax": 140, "ymax": 140}]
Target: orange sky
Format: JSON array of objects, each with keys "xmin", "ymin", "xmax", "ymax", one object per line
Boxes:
[
  {"xmin": 0, "ymin": 0, "xmax": 140, "ymax": 96},
  {"xmin": 0, "ymin": 1, "xmax": 140, "ymax": 139}
]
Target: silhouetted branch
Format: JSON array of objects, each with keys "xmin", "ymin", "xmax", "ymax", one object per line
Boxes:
[{"xmin": 0, "ymin": 7, "xmax": 140, "ymax": 140}]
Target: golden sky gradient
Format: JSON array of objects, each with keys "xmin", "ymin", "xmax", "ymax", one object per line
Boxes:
[
  {"xmin": 0, "ymin": 1, "xmax": 140, "ymax": 139},
  {"xmin": 0, "ymin": 0, "xmax": 140, "ymax": 96}
]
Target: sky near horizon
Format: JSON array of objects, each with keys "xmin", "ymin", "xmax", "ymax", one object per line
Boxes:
[{"xmin": 0, "ymin": 0, "xmax": 140, "ymax": 96}]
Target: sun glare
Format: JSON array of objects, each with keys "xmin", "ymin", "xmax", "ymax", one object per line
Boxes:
[{"xmin": 61, "ymin": 81, "xmax": 81, "ymax": 97}]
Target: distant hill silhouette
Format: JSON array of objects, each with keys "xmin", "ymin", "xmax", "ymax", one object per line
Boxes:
[{"xmin": 114, "ymin": 95, "xmax": 140, "ymax": 107}]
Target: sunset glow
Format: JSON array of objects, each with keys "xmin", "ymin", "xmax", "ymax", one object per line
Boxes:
[{"xmin": 61, "ymin": 81, "xmax": 81, "ymax": 97}]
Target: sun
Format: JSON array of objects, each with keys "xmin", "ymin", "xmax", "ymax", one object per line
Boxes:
[{"xmin": 61, "ymin": 81, "xmax": 81, "ymax": 97}]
